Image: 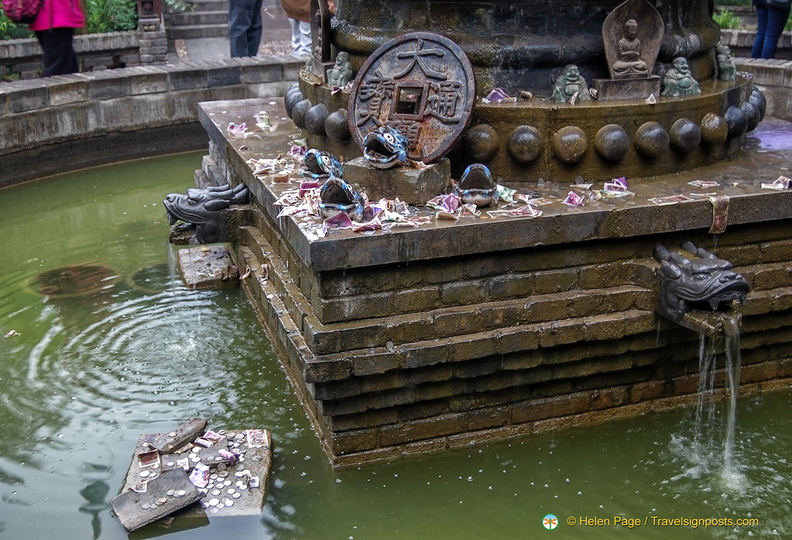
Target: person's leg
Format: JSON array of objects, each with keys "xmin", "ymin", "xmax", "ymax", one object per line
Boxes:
[
  {"xmin": 761, "ymin": 5, "xmax": 791, "ymax": 59},
  {"xmin": 751, "ymin": 6, "xmax": 768, "ymax": 58},
  {"xmin": 289, "ymin": 18, "xmax": 301, "ymax": 54},
  {"xmin": 229, "ymin": 0, "xmax": 253, "ymax": 57},
  {"xmin": 36, "ymin": 28, "xmax": 79, "ymax": 77},
  {"xmin": 246, "ymin": 0, "xmax": 264, "ymax": 56},
  {"xmin": 297, "ymin": 20, "xmax": 312, "ymax": 57}
]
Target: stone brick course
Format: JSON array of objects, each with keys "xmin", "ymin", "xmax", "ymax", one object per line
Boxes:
[{"xmin": 0, "ymin": 56, "xmax": 301, "ymax": 187}]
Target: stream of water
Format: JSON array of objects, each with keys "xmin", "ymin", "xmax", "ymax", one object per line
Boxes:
[{"xmin": 0, "ymin": 154, "xmax": 790, "ymax": 539}]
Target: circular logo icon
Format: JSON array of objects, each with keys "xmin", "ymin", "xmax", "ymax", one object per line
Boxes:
[{"xmin": 543, "ymin": 514, "xmax": 558, "ymax": 530}]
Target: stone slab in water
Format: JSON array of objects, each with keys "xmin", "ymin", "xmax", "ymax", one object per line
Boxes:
[
  {"xmin": 110, "ymin": 468, "xmax": 202, "ymax": 532},
  {"xmin": 149, "ymin": 417, "xmax": 207, "ymax": 453},
  {"xmin": 177, "ymin": 244, "xmax": 239, "ymax": 289},
  {"xmin": 114, "ymin": 425, "xmax": 273, "ymax": 530}
]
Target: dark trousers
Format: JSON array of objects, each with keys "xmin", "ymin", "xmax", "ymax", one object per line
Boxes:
[
  {"xmin": 36, "ymin": 28, "xmax": 79, "ymax": 77},
  {"xmin": 228, "ymin": 0, "xmax": 263, "ymax": 57},
  {"xmin": 751, "ymin": 5, "xmax": 791, "ymax": 59}
]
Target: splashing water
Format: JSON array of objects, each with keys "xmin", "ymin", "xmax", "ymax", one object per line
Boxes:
[{"xmin": 675, "ymin": 313, "xmax": 746, "ymax": 490}]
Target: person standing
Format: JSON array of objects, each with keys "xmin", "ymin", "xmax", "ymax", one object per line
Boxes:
[
  {"xmin": 751, "ymin": 0, "xmax": 792, "ymax": 59},
  {"xmin": 280, "ymin": 0, "xmax": 311, "ymax": 58},
  {"xmin": 30, "ymin": 0, "xmax": 85, "ymax": 77},
  {"xmin": 229, "ymin": 0, "xmax": 263, "ymax": 57}
]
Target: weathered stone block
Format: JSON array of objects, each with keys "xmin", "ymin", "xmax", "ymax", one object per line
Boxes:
[
  {"xmin": 303, "ymin": 355, "xmax": 352, "ymax": 383},
  {"xmin": 446, "ymin": 333, "xmax": 498, "ymax": 362},
  {"xmin": 176, "ymin": 244, "xmax": 239, "ymax": 288},
  {"xmin": 512, "ymin": 394, "xmax": 590, "ymax": 423},
  {"xmin": 332, "ymin": 428, "xmax": 379, "ymax": 455},
  {"xmin": 533, "ymin": 268, "xmax": 578, "ymax": 294},
  {"xmin": 487, "ymin": 273, "xmax": 534, "ymax": 300},
  {"xmin": 240, "ymin": 62, "xmax": 283, "ymax": 83},
  {"xmin": 394, "ymin": 286, "xmax": 441, "ymax": 314},
  {"xmin": 593, "ymin": 76, "xmax": 661, "ymax": 101},
  {"xmin": 404, "ymin": 343, "xmax": 448, "ymax": 369},
  {"xmin": 317, "ymin": 292, "xmax": 392, "ymax": 322},
  {"xmin": 352, "ymin": 351, "xmax": 404, "ymax": 376},
  {"xmin": 630, "ymin": 380, "xmax": 666, "ymax": 401},
  {"xmin": 207, "ymin": 65, "xmax": 242, "ymax": 87},
  {"xmin": 343, "ymin": 157, "xmax": 450, "ymax": 206},
  {"xmin": 407, "ymin": 363, "xmax": 454, "ymax": 385},
  {"xmin": 440, "ymin": 280, "xmax": 487, "ymax": 306},
  {"xmin": 399, "ymin": 399, "xmax": 451, "ymax": 421},
  {"xmin": 414, "ymin": 380, "xmax": 460, "ymax": 402},
  {"xmin": 6, "ymin": 80, "xmax": 48, "ymax": 112},
  {"xmin": 740, "ymin": 362, "xmax": 778, "ymax": 383},
  {"xmin": 313, "ymin": 378, "xmax": 362, "ymax": 400},
  {"xmin": 672, "ymin": 373, "xmax": 701, "ymax": 395},
  {"xmin": 166, "ymin": 65, "xmax": 207, "ymax": 90},
  {"xmin": 128, "ymin": 68, "xmax": 168, "ymax": 95},
  {"xmin": 590, "ymin": 386, "xmax": 628, "ymax": 409},
  {"xmin": 761, "ymin": 240, "xmax": 792, "ymax": 263},
  {"xmin": 501, "ymin": 349, "xmax": 542, "ymax": 370},
  {"xmin": 466, "ymin": 406, "xmax": 509, "ymax": 431},
  {"xmin": 329, "ymin": 408, "xmax": 399, "ymax": 431},
  {"xmin": 379, "ymin": 413, "xmax": 465, "ymax": 445},
  {"xmin": 47, "ymin": 78, "xmax": 88, "ymax": 105},
  {"xmin": 82, "ymin": 70, "xmax": 131, "ymax": 99},
  {"xmin": 497, "ymin": 328, "xmax": 541, "ymax": 355}
]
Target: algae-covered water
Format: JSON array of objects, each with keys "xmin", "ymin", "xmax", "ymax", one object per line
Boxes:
[{"xmin": 0, "ymin": 153, "xmax": 790, "ymax": 539}]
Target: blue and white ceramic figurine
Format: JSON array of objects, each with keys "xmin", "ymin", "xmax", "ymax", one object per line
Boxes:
[
  {"xmin": 303, "ymin": 149, "xmax": 344, "ymax": 180},
  {"xmin": 454, "ymin": 163, "xmax": 498, "ymax": 207},
  {"xmin": 362, "ymin": 125, "xmax": 409, "ymax": 169},
  {"xmin": 319, "ymin": 177, "xmax": 366, "ymax": 222}
]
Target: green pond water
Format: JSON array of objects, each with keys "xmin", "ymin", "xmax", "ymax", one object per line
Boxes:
[{"xmin": 0, "ymin": 153, "xmax": 790, "ymax": 539}]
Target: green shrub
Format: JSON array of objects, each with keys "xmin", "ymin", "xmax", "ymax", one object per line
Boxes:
[
  {"xmin": 714, "ymin": 9, "xmax": 741, "ymax": 30},
  {"xmin": 0, "ymin": 13, "xmax": 33, "ymax": 39},
  {"xmin": 2, "ymin": 0, "xmax": 138, "ymax": 39},
  {"xmin": 716, "ymin": 0, "xmax": 751, "ymax": 5},
  {"xmin": 85, "ymin": 0, "xmax": 138, "ymax": 34}
]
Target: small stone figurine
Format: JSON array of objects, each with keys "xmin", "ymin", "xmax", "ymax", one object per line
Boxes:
[
  {"xmin": 716, "ymin": 42, "xmax": 736, "ymax": 83},
  {"xmin": 550, "ymin": 64, "xmax": 592, "ymax": 103},
  {"xmin": 661, "ymin": 57, "xmax": 700, "ymax": 97},
  {"xmin": 612, "ymin": 19, "xmax": 649, "ymax": 78},
  {"xmin": 327, "ymin": 51, "xmax": 353, "ymax": 88}
]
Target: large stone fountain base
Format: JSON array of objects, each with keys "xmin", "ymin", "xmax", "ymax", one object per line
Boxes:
[{"xmin": 199, "ymin": 98, "xmax": 792, "ymax": 467}]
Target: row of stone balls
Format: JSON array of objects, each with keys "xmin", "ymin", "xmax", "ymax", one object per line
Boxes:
[
  {"xmin": 284, "ymin": 81, "xmax": 767, "ymax": 166},
  {"xmin": 285, "ymin": 83, "xmax": 353, "ymax": 143},
  {"xmin": 465, "ymin": 88, "xmax": 767, "ymax": 166}
]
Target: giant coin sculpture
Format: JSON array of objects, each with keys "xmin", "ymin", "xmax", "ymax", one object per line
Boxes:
[{"xmin": 347, "ymin": 32, "xmax": 476, "ymax": 164}]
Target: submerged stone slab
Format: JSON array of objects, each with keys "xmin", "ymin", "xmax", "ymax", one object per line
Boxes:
[
  {"xmin": 110, "ymin": 469, "xmax": 201, "ymax": 532},
  {"xmin": 343, "ymin": 157, "xmax": 450, "ymax": 205},
  {"xmin": 177, "ymin": 244, "xmax": 239, "ymax": 289},
  {"xmin": 114, "ymin": 424, "xmax": 273, "ymax": 531},
  {"xmin": 149, "ymin": 417, "xmax": 207, "ymax": 453}
]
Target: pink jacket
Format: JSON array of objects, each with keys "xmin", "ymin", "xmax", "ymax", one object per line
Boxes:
[{"xmin": 30, "ymin": 0, "xmax": 85, "ymax": 31}]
